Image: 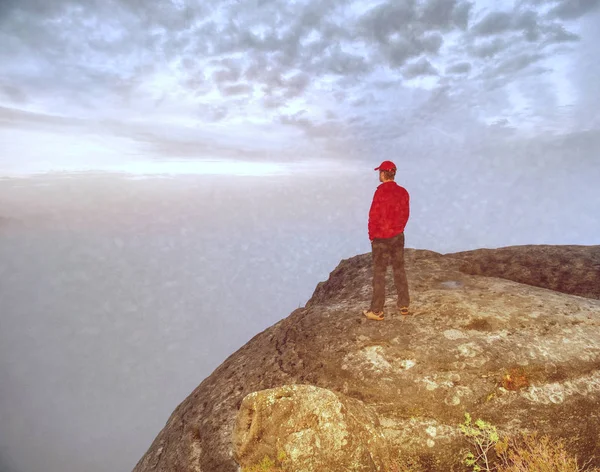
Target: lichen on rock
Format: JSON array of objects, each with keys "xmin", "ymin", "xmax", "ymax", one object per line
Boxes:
[{"xmin": 233, "ymin": 384, "xmax": 389, "ymax": 471}]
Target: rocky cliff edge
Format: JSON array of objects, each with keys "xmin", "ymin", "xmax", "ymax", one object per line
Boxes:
[{"xmin": 133, "ymin": 245, "xmax": 600, "ymax": 472}]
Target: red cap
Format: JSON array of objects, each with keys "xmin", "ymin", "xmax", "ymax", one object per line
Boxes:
[{"xmin": 374, "ymin": 160, "xmax": 396, "ymax": 171}]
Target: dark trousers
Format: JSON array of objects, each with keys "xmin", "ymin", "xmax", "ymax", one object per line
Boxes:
[{"xmin": 370, "ymin": 232, "xmax": 410, "ymax": 312}]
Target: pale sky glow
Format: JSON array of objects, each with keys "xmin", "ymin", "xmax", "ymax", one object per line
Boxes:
[
  {"xmin": 1, "ymin": 159, "xmax": 292, "ymax": 178},
  {"xmin": 98, "ymin": 158, "xmax": 358, "ymax": 177}
]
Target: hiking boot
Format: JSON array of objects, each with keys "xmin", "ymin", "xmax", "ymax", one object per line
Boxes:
[{"xmin": 363, "ymin": 309, "xmax": 384, "ymax": 321}]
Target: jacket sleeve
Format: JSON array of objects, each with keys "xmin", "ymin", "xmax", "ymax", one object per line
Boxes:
[
  {"xmin": 399, "ymin": 188, "xmax": 410, "ymax": 229},
  {"xmin": 368, "ymin": 188, "xmax": 382, "ymax": 240}
]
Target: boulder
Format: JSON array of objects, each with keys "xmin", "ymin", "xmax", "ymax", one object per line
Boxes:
[
  {"xmin": 233, "ymin": 384, "xmax": 389, "ymax": 471},
  {"xmin": 133, "ymin": 245, "xmax": 600, "ymax": 472}
]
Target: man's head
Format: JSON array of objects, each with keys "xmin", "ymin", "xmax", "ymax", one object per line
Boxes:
[{"xmin": 374, "ymin": 160, "xmax": 396, "ymax": 182}]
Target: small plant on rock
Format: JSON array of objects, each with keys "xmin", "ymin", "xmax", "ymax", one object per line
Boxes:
[
  {"xmin": 242, "ymin": 449, "xmax": 288, "ymax": 472},
  {"xmin": 459, "ymin": 415, "xmax": 599, "ymax": 472},
  {"xmin": 460, "ymin": 413, "xmax": 505, "ymax": 472}
]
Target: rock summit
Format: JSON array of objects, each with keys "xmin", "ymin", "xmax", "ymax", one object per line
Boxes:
[{"xmin": 134, "ymin": 245, "xmax": 600, "ymax": 472}]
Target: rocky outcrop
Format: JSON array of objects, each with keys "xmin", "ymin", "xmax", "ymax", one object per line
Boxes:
[
  {"xmin": 133, "ymin": 245, "xmax": 600, "ymax": 472},
  {"xmin": 233, "ymin": 384, "xmax": 390, "ymax": 471},
  {"xmin": 454, "ymin": 245, "xmax": 600, "ymax": 300}
]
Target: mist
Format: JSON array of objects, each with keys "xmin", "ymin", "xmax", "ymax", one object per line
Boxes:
[
  {"xmin": 0, "ymin": 171, "xmax": 371, "ymax": 472},
  {"xmin": 1, "ymin": 158, "xmax": 598, "ymax": 472}
]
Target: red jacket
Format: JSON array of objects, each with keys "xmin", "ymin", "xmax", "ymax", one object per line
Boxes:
[{"xmin": 368, "ymin": 181, "xmax": 410, "ymax": 240}]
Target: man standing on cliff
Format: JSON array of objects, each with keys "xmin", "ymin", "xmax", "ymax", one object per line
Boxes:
[{"xmin": 363, "ymin": 161, "xmax": 410, "ymax": 321}]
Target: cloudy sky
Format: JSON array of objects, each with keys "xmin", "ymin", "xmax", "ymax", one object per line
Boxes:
[{"xmin": 1, "ymin": 0, "xmax": 599, "ymax": 175}]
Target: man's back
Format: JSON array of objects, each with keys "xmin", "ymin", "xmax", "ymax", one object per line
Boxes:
[{"xmin": 368, "ymin": 181, "xmax": 410, "ymax": 240}]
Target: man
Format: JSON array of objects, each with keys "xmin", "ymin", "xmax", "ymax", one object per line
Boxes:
[{"xmin": 363, "ymin": 160, "xmax": 410, "ymax": 321}]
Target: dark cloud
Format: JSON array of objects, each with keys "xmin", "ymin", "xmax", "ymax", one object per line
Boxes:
[
  {"xmin": 244, "ymin": 58, "xmax": 310, "ymax": 107},
  {"xmin": 196, "ymin": 104, "xmax": 229, "ymax": 122},
  {"xmin": 403, "ymin": 57, "xmax": 439, "ymax": 78},
  {"xmin": 220, "ymin": 83, "xmax": 253, "ymax": 96},
  {"xmin": 421, "ymin": 33, "xmax": 445, "ymax": 53},
  {"xmin": 0, "ymin": 1, "xmax": 191, "ymax": 107},
  {"xmin": 416, "ymin": 0, "xmax": 474, "ymax": 30},
  {"xmin": 542, "ymin": 23, "xmax": 580, "ymax": 42},
  {"xmin": 347, "ymin": 115, "xmax": 367, "ymax": 125},
  {"xmin": 550, "ymin": 0, "xmax": 600, "ymax": 19},
  {"xmin": 283, "ymin": 73, "xmax": 311, "ymax": 98},
  {"xmin": 354, "ymin": 0, "xmax": 475, "ymax": 69},
  {"xmin": 350, "ymin": 93, "xmax": 377, "ymax": 107},
  {"xmin": 494, "ymin": 52, "xmax": 545, "ymax": 75},
  {"xmin": 358, "ymin": 1, "xmax": 418, "ymax": 45},
  {"xmin": 212, "ymin": 60, "xmax": 243, "ymax": 84},
  {"xmin": 180, "ymin": 71, "xmax": 209, "ymax": 97},
  {"xmin": 245, "ymin": 59, "xmax": 285, "ymax": 92},
  {"xmin": 446, "ymin": 62, "xmax": 472, "ymax": 74},
  {"xmin": 382, "ymin": 33, "xmax": 444, "ymax": 68},
  {"xmin": 471, "ymin": 37, "xmax": 509, "ymax": 58},
  {"xmin": 470, "ymin": 7, "xmax": 571, "ymax": 42},
  {"xmin": 309, "ymin": 45, "xmax": 371, "ymax": 76},
  {"xmin": 522, "ymin": 0, "xmax": 558, "ymax": 5},
  {"xmin": 453, "ymin": 1, "xmax": 475, "ymax": 29},
  {"xmin": 0, "ymin": 106, "xmax": 84, "ymax": 131},
  {"xmin": 332, "ymin": 90, "xmax": 346, "ymax": 103},
  {"xmin": 462, "ymin": 3, "xmax": 582, "ymax": 92},
  {"xmin": 472, "ymin": 11, "xmax": 513, "ymax": 35},
  {"xmin": 0, "ymin": 83, "xmax": 28, "ymax": 104},
  {"xmin": 492, "ymin": 117, "xmax": 510, "ymax": 126},
  {"xmin": 372, "ymin": 80, "xmax": 398, "ymax": 90},
  {"xmin": 278, "ymin": 112, "xmax": 344, "ymax": 139},
  {"xmin": 262, "ymin": 95, "xmax": 286, "ymax": 109},
  {"xmin": 514, "ymin": 10, "xmax": 541, "ymax": 40},
  {"xmin": 385, "ymin": 39, "xmax": 421, "ymax": 67},
  {"xmin": 279, "ymin": 113, "xmax": 313, "ymax": 129},
  {"xmin": 420, "ymin": 0, "xmax": 459, "ymax": 28}
]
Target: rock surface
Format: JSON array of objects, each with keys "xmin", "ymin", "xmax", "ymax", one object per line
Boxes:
[
  {"xmin": 233, "ymin": 384, "xmax": 389, "ymax": 471},
  {"xmin": 133, "ymin": 245, "xmax": 600, "ymax": 472},
  {"xmin": 454, "ymin": 245, "xmax": 600, "ymax": 300}
]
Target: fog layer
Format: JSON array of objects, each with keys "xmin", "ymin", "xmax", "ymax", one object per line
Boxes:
[{"xmin": 0, "ymin": 167, "xmax": 597, "ymax": 472}]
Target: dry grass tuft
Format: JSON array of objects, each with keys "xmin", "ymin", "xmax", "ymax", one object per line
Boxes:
[{"xmin": 497, "ymin": 433, "xmax": 600, "ymax": 472}]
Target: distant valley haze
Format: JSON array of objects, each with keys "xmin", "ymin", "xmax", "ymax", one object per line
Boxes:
[{"xmin": 1, "ymin": 0, "xmax": 600, "ymax": 471}]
